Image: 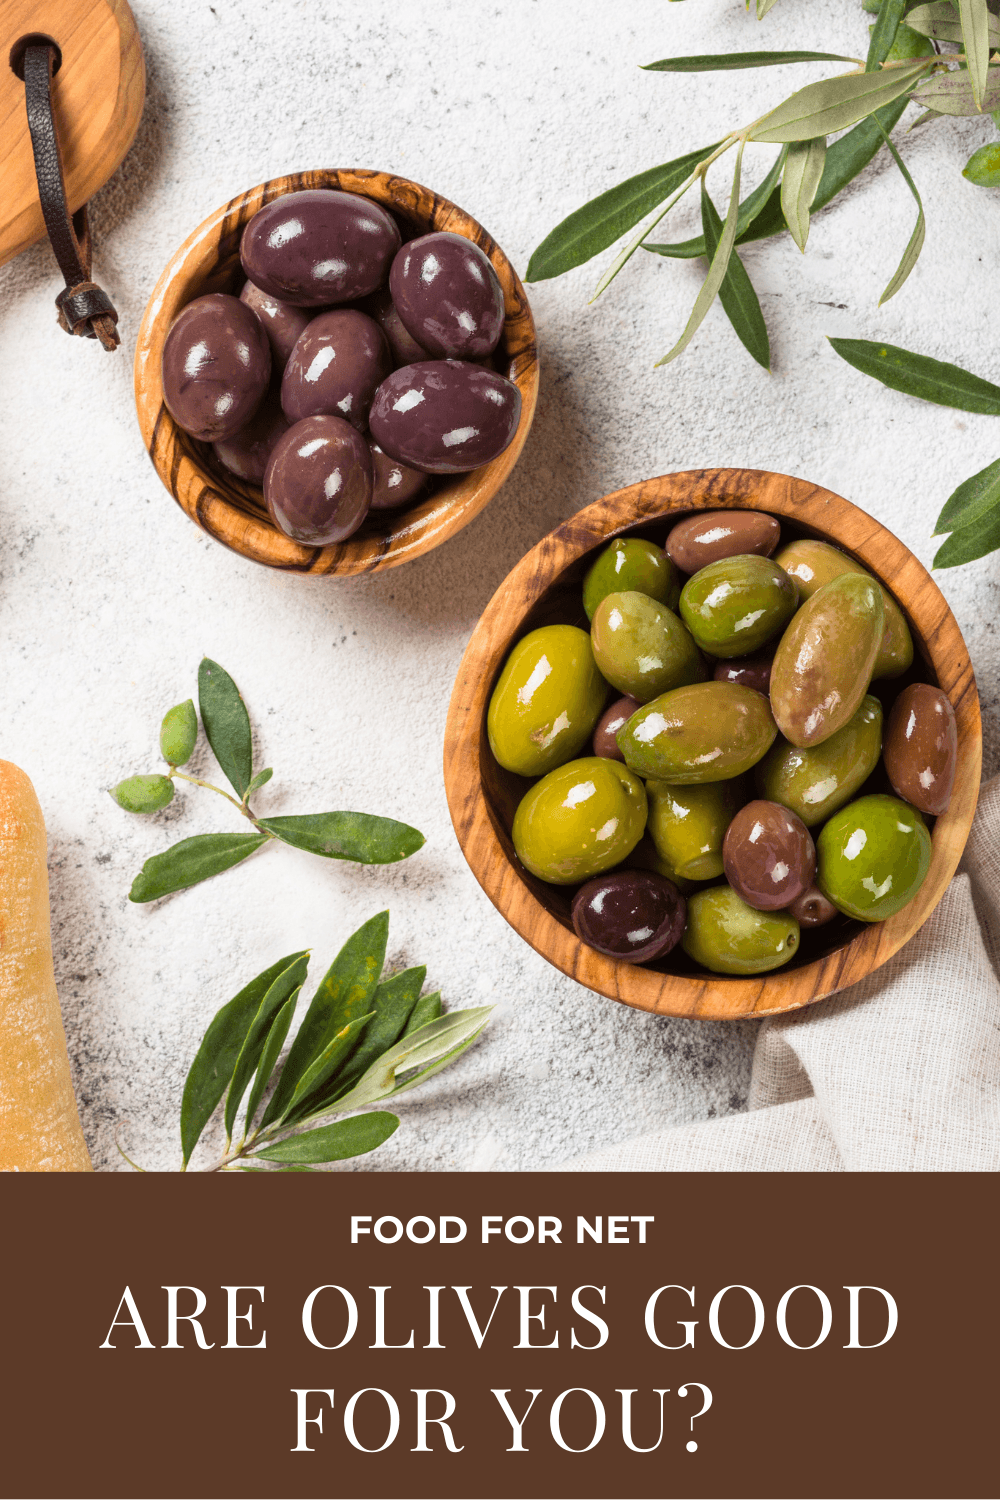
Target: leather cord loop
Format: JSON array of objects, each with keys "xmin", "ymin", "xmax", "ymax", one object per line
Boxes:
[{"xmin": 21, "ymin": 43, "xmax": 120, "ymax": 350}]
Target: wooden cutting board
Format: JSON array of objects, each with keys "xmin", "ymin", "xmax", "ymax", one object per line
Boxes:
[{"xmin": 0, "ymin": 0, "xmax": 144, "ymax": 267}]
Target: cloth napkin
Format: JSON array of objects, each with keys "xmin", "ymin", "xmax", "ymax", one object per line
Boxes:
[{"xmin": 559, "ymin": 775, "xmax": 1000, "ymax": 1172}]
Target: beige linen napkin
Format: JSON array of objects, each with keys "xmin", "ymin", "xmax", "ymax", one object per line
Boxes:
[{"xmin": 559, "ymin": 775, "xmax": 1000, "ymax": 1172}]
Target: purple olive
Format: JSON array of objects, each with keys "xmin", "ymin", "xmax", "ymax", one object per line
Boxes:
[
  {"xmin": 281, "ymin": 310, "xmax": 391, "ymax": 431},
  {"xmin": 239, "ymin": 281, "xmax": 315, "ymax": 371},
  {"xmin": 788, "ymin": 885, "xmax": 838, "ymax": 928},
  {"xmin": 593, "ymin": 695, "xmax": 641, "ymax": 761},
  {"xmin": 723, "ymin": 799, "xmax": 816, "ymax": 912},
  {"xmin": 369, "ymin": 441, "xmax": 428, "ymax": 510},
  {"xmin": 571, "ymin": 870, "xmax": 686, "ymax": 963},
  {"xmin": 369, "ymin": 360, "xmax": 521, "ymax": 474},
  {"xmin": 361, "ymin": 285, "xmax": 431, "ymax": 367},
  {"xmin": 240, "ymin": 189, "xmax": 401, "ymax": 307},
  {"xmin": 263, "ymin": 414, "xmax": 372, "ymax": 544},
  {"xmin": 212, "ymin": 389, "xmax": 290, "ymax": 485},
  {"xmin": 713, "ymin": 653, "xmax": 773, "ymax": 696},
  {"xmin": 389, "ymin": 231, "xmax": 505, "ymax": 359},
  {"xmin": 161, "ymin": 293, "xmax": 271, "ymax": 442}
]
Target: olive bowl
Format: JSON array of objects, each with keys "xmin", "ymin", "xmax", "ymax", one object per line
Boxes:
[
  {"xmin": 134, "ymin": 169, "xmax": 538, "ymax": 574},
  {"xmin": 443, "ymin": 469, "xmax": 982, "ymax": 1021}
]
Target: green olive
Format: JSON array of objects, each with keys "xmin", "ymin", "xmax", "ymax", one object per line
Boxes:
[
  {"xmin": 775, "ymin": 538, "xmax": 913, "ymax": 679},
  {"xmin": 488, "ymin": 625, "xmax": 607, "ymax": 778},
  {"xmin": 755, "ymin": 695, "xmax": 883, "ymax": 828},
  {"xmin": 591, "ymin": 591, "xmax": 706, "ymax": 703},
  {"xmin": 624, "ymin": 835, "xmax": 698, "ymax": 893},
  {"xmin": 583, "ymin": 537, "xmax": 680, "ymax": 621},
  {"xmin": 679, "ymin": 554, "xmax": 799, "ymax": 657},
  {"xmin": 816, "ymin": 793, "xmax": 931, "ymax": 922},
  {"xmin": 681, "ymin": 886, "xmax": 800, "ymax": 974},
  {"xmin": 512, "ymin": 757, "xmax": 647, "ymax": 885},
  {"xmin": 646, "ymin": 777, "xmax": 746, "ymax": 881},
  {"xmin": 618, "ymin": 682, "xmax": 777, "ymax": 783},
  {"xmin": 770, "ymin": 574, "xmax": 884, "ymax": 748}
]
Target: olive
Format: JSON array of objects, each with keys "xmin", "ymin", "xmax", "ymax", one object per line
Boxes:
[
  {"xmin": 618, "ymin": 682, "xmax": 777, "ymax": 783},
  {"xmin": 755, "ymin": 694, "xmax": 883, "ymax": 828},
  {"xmin": 775, "ymin": 538, "xmax": 913, "ymax": 680},
  {"xmin": 722, "ymin": 799, "xmax": 816, "ymax": 911},
  {"xmin": 665, "ymin": 509, "xmax": 780, "ymax": 573},
  {"xmin": 679, "ymin": 555, "xmax": 798, "ymax": 657},
  {"xmin": 212, "ymin": 389, "xmax": 290, "ymax": 485},
  {"xmin": 816, "ymin": 793, "xmax": 931, "ymax": 922},
  {"xmin": 646, "ymin": 777, "xmax": 745, "ymax": 882},
  {"xmin": 713, "ymin": 652, "xmax": 773, "ymax": 695},
  {"xmin": 681, "ymin": 885, "xmax": 800, "ymax": 975},
  {"xmin": 240, "ymin": 189, "xmax": 401, "ymax": 306},
  {"xmin": 571, "ymin": 870, "xmax": 686, "ymax": 963},
  {"xmin": 368, "ymin": 441, "xmax": 428, "ymax": 510},
  {"xmin": 593, "ymin": 695, "xmax": 642, "ymax": 761},
  {"xmin": 788, "ymin": 886, "xmax": 838, "ymax": 928},
  {"xmin": 488, "ymin": 625, "xmax": 607, "ymax": 778},
  {"xmin": 770, "ymin": 574, "xmax": 884, "ymax": 747},
  {"xmin": 369, "ymin": 360, "xmax": 521, "ymax": 474},
  {"xmin": 281, "ymin": 310, "xmax": 392, "ymax": 430},
  {"xmin": 625, "ymin": 835, "xmax": 698, "ymax": 893},
  {"xmin": 239, "ymin": 281, "xmax": 314, "ymax": 370},
  {"xmin": 263, "ymin": 414, "xmax": 372, "ymax": 544},
  {"xmin": 591, "ymin": 592, "xmax": 706, "ymax": 703},
  {"xmin": 883, "ymin": 683, "xmax": 957, "ymax": 817},
  {"xmin": 390, "ymin": 231, "xmax": 505, "ymax": 359},
  {"xmin": 582, "ymin": 538, "xmax": 680, "ymax": 621},
  {"xmin": 161, "ymin": 293, "xmax": 271, "ymax": 442},
  {"xmin": 512, "ymin": 757, "xmax": 647, "ymax": 885},
  {"xmin": 361, "ymin": 285, "xmax": 431, "ymax": 366}
]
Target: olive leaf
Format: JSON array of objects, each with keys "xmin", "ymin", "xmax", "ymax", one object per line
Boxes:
[
  {"xmin": 655, "ymin": 138, "xmax": 745, "ymax": 367},
  {"xmin": 781, "ymin": 136, "xmax": 827, "ymax": 251},
  {"xmin": 253, "ymin": 1111, "xmax": 400, "ymax": 1164},
  {"xmin": 388, "ymin": 1016, "xmax": 492, "ymax": 1098},
  {"xmin": 641, "ymin": 51, "xmax": 855, "ymax": 72},
  {"xmin": 282, "ymin": 1012, "xmax": 378, "ymax": 1124},
  {"xmin": 751, "ymin": 60, "xmax": 932, "ymax": 142},
  {"xmin": 242, "ymin": 992, "xmax": 298, "ymax": 1140},
  {"xmin": 701, "ymin": 181, "xmax": 770, "ymax": 370},
  {"xmin": 403, "ymin": 990, "xmax": 444, "ymax": 1035},
  {"xmin": 328, "ymin": 1006, "xmax": 495, "ymax": 1115},
  {"xmin": 907, "ymin": 1, "xmax": 1000, "ymax": 44},
  {"xmin": 257, "ymin": 811, "xmax": 425, "ymax": 864},
  {"xmin": 958, "ymin": 0, "xmax": 992, "ymax": 111},
  {"xmin": 326, "ymin": 965, "xmax": 426, "ymax": 1101},
  {"xmin": 224, "ymin": 954, "xmax": 311, "ymax": 1141},
  {"xmin": 866, "ymin": 0, "xmax": 907, "ymax": 71},
  {"xmin": 198, "ymin": 658, "xmax": 253, "ymax": 798},
  {"xmin": 644, "ymin": 144, "xmax": 786, "ymax": 259},
  {"xmin": 828, "ymin": 337, "xmax": 1000, "ymax": 413},
  {"xmin": 933, "ymin": 455, "xmax": 1000, "ymax": 537},
  {"xmin": 244, "ymin": 767, "xmax": 273, "ymax": 800},
  {"xmin": 129, "ymin": 831, "xmax": 270, "ymax": 903},
  {"xmin": 872, "ymin": 120, "xmax": 926, "ymax": 303},
  {"xmin": 757, "ymin": 0, "xmax": 782, "ymax": 15},
  {"xmin": 933, "ymin": 495, "xmax": 1000, "ymax": 566},
  {"xmin": 911, "ymin": 66, "xmax": 1000, "ymax": 114}
]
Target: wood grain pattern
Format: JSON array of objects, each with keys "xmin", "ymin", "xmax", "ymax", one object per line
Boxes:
[
  {"xmin": 133, "ymin": 170, "xmax": 539, "ymax": 575},
  {"xmin": 444, "ymin": 470, "xmax": 982, "ymax": 1022},
  {"xmin": 0, "ymin": 0, "xmax": 145, "ymax": 267}
]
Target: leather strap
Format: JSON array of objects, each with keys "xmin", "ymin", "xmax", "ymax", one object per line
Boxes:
[{"xmin": 21, "ymin": 43, "xmax": 120, "ymax": 351}]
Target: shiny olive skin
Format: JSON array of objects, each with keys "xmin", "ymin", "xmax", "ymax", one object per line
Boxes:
[
  {"xmin": 239, "ymin": 281, "xmax": 314, "ymax": 370},
  {"xmin": 681, "ymin": 885, "xmax": 800, "ymax": 975},
  {"xmin": 789, "ymin": 885, "xmax": 838, "ymax": 928},
  {"xmin": 666, "ymin": 510, "xmax": 781, "ymax": 573},
  {"xmin": 775, "ymin": 538, "xmax": 913, "ymax": 680},
  {"xmin": 212, "ymin": 389, "xmax": 289, "ymax": 484},
  {"xmin": 488, "ymin": 625, "xmax": 607, "ymax": 778},
  {"xmin": 263, "ymin": 414, "xmax": 372, "ymax": 544},
  {"xmin": 646, "ymin": 777, "xmax": 745, "ymax": 882},
  {"xmin": 281, "ymin": 310, "xmax": 392, "ymax": 429},
  {"xmin": 714, "ymin": 652, "xmax": 773, "ymax": 695},
  {"xmin": 883, "ymin": 683, "xmax": 957, "ymax": 816},
  {"xmin": 361, "ymin": 285, "xmax": 431, "ymax": 366},
  {"xmin": 368, "ymin": 441, "xmax": 428, "ymax": 510},
  {"xmin": 512, "ymin": 757, "xmax": 647, "ymax": 885},
  {"xmin": 591, "ymin": 592, "xmax": 706, "ymax": 703},
  {"xmin": 390, "ymin": 231, "xmax": 505, "ymax": 359},
  {"xmin": 582, "ymin": 538, "xmax": 680, "ymax": 622},
  {"xmin": 770, "ymin": 574, "xmax": 884, "ymax": 748},
  {"xmin": 161, "ymin": 293, "xmax": 271, "ymax": 442},
  {"xmin": 240, "ymin": 189, "xmax": 401, "ymax": 306},
  {"xmin": 625, "ymin": 835, "xmax": 698, "ymax": 893},
  {"xmin": 571, "ymin": 870, "xmax": 686, "ymax": 962},
  {"xmin": 755, "ymin": 694, "xmax": 883, "ymax": 828},
  {"xmin": 680, "ymin": 555, "xmax": 798, "ymax": 657},
  {"xmin": 369, "ymin": 360, "xmax": 521, "ymax": 473},
  {"xmin": 618, "ymin": 682, "xmax": 777, "ymax": 783},
  {"xmin": 722, "ymin": 799, "xmax": 816, "ymax": 911},
  {"xmin": 593, "ymin": 695, "xmax": 642, "ymax": 761},
  {"xmin": 817, "ymin": 793, "xmax": 931, "ymax": 922}
]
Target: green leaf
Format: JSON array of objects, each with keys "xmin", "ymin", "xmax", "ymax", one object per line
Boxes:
[
  {"xmin": 524, "ymin": 142, "xmax": 724, "ymax": 282},
  {"xmin": 933, "ymin": 455, "xmax": 1000, "ymax": 534},
  {"xmin": 242, "ymin": 993, "xmax": 298, "ymax": 1138},
  {"xmin": 253, "ymin": 1111, "xmax": 399, "ymax": 1164},
  {"xmin": 198, "ymin": 659, "xmax": 253, "ymax": 798},
  {"xmin": 881, "ymin": 21, "xmax": 938, "ymax": 61},
  {"xmin": 128, "ymin": 831, "xmax": 270, "ymax": 903},
  {"xmin": 404, "ymin": 990, "xmax": 443, "ymax": 1035},
  {"xmin": 959, "ymin": 0, "xmax": 992, "ymax": 110},
  {"xmin": 906, "ymin": 2, "xmax": 1000, "ymax": 44},
  {"xmin": 872, "ymin": 120, "xmax": 926, "ymax": 303},
  {"xmin": 239, "ymin": 1164, "xmax": 318, "ymax": 1172},
  {"xmin": 644, "ymin": 145, "xmax": 786, "ymax": 258},
  {"xmin": 257, "ymin": 811, "xmax": 424, "ymax": 864},
  {"xmin": 245, "ymin": 767, "xmax": 273, "ymax": 801},
  {"xmin": 911, "ymin": 66, "xmax": 1000, "ymax": 115},
  {"xmin": 283, "ymin": 1012, "xmax": 378, "ymax": 1123},
  {"xmin": 179, "ymin": 950, "xmax": 309, "ymax": 1166},
  {"xmin": 159, "ymin": 700, "xmax": 198, "ymax": 766},
  {"xmin": 224, "ymin": 955, "xmax": 310, "ymax": 1141},
  {"xmin": 781, "ymin": 136, "xmax": 827, "ymax": 250},
  {"xmin": 110, "ymin": 774, "xmax": 174, "ymax": 814},
  {"xmin": 757, "ymin": 0, "xmax": 782, "ymax": 15},
  {"xmin": 388, "ymin": 1023, "xmax": 491, "ymax": 1098},
  {"xmin": 701, "ymin": 183, "xmax": 770, "ymax": 370},
  {"xmin": 656, "ymin": 139, "xmax": 745, "ymax": 367},
  {"xmin": 867, "ymin": 0, "xmax": 907, "ymax": 71},
  {"xmin": 331, "ymin": 1006, "xmax": 494, "ymax": 1114},
  {"xmin": 827, "ymin": 337, "xmax": 1000, "ymax": 413},
  {"xmin": 326, "ymin": 966, "xmax": 427, "ymax": 1100},
  {"xmin": 933, "ymin": 503, "xmax": 1000, "ymax": 567},
  {"xmin": 641, "ymin": 51, "xmax": 855, "ymax": 72},
  {"xmin": 963, "ymin": 141, "xmax": 1000, "ymax": 185},
  {"xmin": 259, "ymin": 912, "xmax": 389, "ymax": 1129},
  {"xmin": 751, "ymin": 60, "xmax": 932, "ymax": 142}
]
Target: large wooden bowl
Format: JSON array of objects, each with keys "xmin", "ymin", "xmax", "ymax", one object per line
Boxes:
[
  {"xmin": 134, "ymin": 169, "xmax": 538, "ymax": 575},
  {"xmin": 444, "ymin": 469, "xmax": 982, "ymax": 1021}
]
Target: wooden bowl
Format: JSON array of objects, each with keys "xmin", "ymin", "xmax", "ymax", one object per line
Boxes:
[
  {"xmin": 133, "ymin": 169, "xmax": 538, "ymax": 575},
  {"xmin": 444, "ymin": 468, "xmax": 982, "ymax": 1021}
]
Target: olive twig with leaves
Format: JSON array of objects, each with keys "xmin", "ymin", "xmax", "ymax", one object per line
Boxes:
[{"xmin": 109, "ymin": 658, "xmax": 424, "ymax": 902}]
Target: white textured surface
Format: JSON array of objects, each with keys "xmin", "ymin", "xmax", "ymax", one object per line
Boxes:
[{"xmin": 1, "ymin": 0, "xmax": 997, "ymax": 1172}]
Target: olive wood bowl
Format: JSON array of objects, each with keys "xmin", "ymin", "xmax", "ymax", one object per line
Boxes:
[
  {"xmin": 444, "ymin": 469, "xmax": 982, "ymax": 1021},
  {"xmin": 134, "ymin": 169, "xmax": 538, "ymax": 575}
]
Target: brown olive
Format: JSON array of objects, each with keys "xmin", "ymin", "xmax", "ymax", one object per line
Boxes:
[
  {"xmin": 571, "ymin": 870, "xmax": 686, "ymax": 963},
  {"xmin": 665, "ymin": 510, "xmax": 780, "ymax": 573},
  {"xmin": 593, "ymin": 695, "xmax": 642, "ymax": 761},
  {"xmin": 722, "ymin": 799, "xmax": 816, "ymax": 911},
  {"xmin": 883, "ymin": 683, "xmax": 957, "ymax": 816},
  {"xmin": 713, "ymin": 653, "xmax": 773, "ymax": 695},
  {"xmin": 788, "ymin": 886, "xmax": 838, "ymax": 928}
]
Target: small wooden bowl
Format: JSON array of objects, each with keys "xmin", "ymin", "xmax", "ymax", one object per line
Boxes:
[
  {"xmin": 444, "ymin": 469, "xmax": 982, "ymax": 1021},
  {"xmin": 134, "ymin": 169, "xmax": 538, "ymax": 575}
]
